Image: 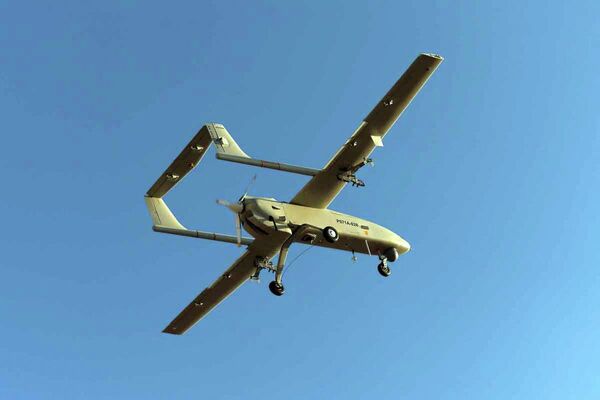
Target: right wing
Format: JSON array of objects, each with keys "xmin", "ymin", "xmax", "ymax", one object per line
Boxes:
[
  {"xmin": 162, "ymin": 238, "xmax": 281, "ymax": 335},
  {"xmin": 290, "ymin": 53, "xmax": 443, "ymax": 209}
]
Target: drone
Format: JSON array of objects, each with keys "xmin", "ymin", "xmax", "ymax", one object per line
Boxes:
[{"xmin": 145, "ymin": 53, "xmax": 443, "ymax": 334}]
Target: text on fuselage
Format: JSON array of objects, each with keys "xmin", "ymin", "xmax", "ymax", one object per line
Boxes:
[{"xmin": 336, "ymin": 218, "xmax": 359, "ymax": 227}]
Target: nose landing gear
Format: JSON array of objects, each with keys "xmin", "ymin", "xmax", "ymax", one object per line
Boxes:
[
  {"xmin": 377, "ymin": 261, "xmax": 391, "ymax": 277},
  {"xmin": 377, "ymin": 254, "xmax": 391, "ymax": 277}
]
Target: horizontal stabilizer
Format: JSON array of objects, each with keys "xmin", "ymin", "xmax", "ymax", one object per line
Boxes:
[{"xmin": 146, "ymin": 126, "xmax": 213, "ymax": 198}]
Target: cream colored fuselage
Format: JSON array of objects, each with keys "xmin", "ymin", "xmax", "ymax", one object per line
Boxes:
[{"xmin": 241, "ymin": 197, "xmax": 410, "ymax": 257}]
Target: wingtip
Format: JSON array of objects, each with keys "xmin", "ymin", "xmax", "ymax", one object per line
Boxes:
[
  {"xmin": 162, "ymin": 326, "xmax": 183, "ymax": 335},
  {"xmin": 421, "ymin": 52, "xmax": 444, "ymax": 60}
]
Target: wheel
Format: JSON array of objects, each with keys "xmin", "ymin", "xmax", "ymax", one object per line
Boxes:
[
  {"xmin": 323, "ymin": 226, "xmax": 339, "ymax": 243},
  {"xmin": 377, "ymin": 262, "xmax": 391, "ymax": 277},
  {"xmin": 269, "ymin": 281, "xmax": 285, "ymax": 296}
]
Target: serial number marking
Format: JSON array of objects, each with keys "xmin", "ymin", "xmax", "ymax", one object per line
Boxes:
[{"xmin": 336, "ymin": 218, "xmax": 359, "ymax": 227}]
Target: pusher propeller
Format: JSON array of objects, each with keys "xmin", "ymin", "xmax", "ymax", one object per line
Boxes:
[{"xmin": 216, "ymin": 175, "xmax": 257, "ymax": 247}]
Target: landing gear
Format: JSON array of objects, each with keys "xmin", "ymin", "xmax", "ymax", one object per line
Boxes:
[
  {"xmin": 269, "ymin": 281, "xmax": 285, "ymax": 296},
  {"xmin": 377, "ymin": 261, "xmax": 391, "ymax": 277},
  {"xmin": 323, "ymin": 226, "xmax": 339, "ymax": 243},
  {"xmin": 251, "ymin": 257, "xmax": 275, "ymax": 283},
  {"xmin": 268, "ymin": 224, "xmax": 321, "ymax": 297},
  {"xmin": 377, "ymin": 253, "xmax": 391, "ymax": 277}
]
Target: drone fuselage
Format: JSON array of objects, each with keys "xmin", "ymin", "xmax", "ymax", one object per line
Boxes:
[{"xmin": 241, "ymin": 196, "xmax": 410, "ymax": 258}]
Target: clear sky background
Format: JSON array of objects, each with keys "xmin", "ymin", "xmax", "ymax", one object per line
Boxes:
[{"xmin": 1, "ymin": 1, "xmax": 599, "ymax": 398}]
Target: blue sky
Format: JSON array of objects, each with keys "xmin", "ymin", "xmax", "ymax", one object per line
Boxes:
[{"xmin": 1, "ymin": 1, "xmax": 599, "ymax": 398}]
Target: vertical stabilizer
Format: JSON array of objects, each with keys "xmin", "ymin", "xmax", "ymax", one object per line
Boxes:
[
  {"xmin": 206, "ymin": 123, "xmax": 250, "ymax": 159},
  {"xmin": 144, "ymin": 197, "xmax": 186, "ymax": 230}
]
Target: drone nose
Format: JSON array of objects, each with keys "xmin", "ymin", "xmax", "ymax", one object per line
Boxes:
[{"xmin": 399, "ymin": 237, "xmax": 411, "ymax": 254}]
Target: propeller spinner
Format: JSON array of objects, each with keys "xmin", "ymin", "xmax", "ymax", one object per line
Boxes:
[{"xmin": 216, "ymin": 175, "xmax": 256, "ymax": 247}]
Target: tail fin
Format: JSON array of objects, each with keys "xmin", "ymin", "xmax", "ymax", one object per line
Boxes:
[
  {"xmin": 145, "ymin": 125, "xmax": 211, "ymax": 230},
  {"xmin": 144, "ymin": 123, "xmax": 256, "ymax": 245},
  {"xmin": 205, "ymin": 123, "xmax": 250, "ymax": 159},
  {"xmin": 145, "ymin": 197, "xmax": 186, "ymax": 230}
]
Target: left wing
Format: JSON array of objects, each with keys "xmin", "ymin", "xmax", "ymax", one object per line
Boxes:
[
  {"xmin": 290, "ymin": 53, "xmax": 443, "ymax": 209},
  {"xmin": 162, "ymin": 238, "xmax": 281, "ymax": 334}
]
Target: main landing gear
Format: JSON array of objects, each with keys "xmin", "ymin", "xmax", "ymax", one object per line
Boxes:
[
  {"xmin": 322, "ymin": 226, "xmax": 339, "ymax": 243},
  {"xmin": 268, "ymin": 224, "xmax": 320, "ymax": 297},
  {"xmin": 269, "ymin": 281, "xmax": 285, "ymax": 296}
]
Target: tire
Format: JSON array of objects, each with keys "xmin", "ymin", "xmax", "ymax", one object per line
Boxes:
[
  {"xmin": 323, "ymin": 226, "xmax": 339, "ymax": 243},
  {"xmin": 269, "ymin": 281, "xmax": 285, "ymax": 296},
  {"xmin": 377, "ymin": 262, "xmax": 391, "ymax": 277}
]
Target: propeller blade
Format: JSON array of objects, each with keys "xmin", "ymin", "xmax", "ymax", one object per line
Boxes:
[
  {"xmin": 216, "ymin": 199, "xmax": 243, "ymax": 214},
  {"xmin": 235, "ymin": 214, "xmax": 241, "ymax": 247},
  {"xmin": 216, "ymin": 199, "xmax": 231, "ymax": 207}
]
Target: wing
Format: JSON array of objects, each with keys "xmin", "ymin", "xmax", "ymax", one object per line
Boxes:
[
  {"xmin": 162, "ymin": 238, "xmax": 280, "ymax": 335},
  {"xmin": 290, "ymin": 53, "xmax": 443, "ymax": 208}
]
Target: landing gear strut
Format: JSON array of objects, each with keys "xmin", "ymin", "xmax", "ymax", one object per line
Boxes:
[
  {"xmin": 269, "ymin": 224, "xmax": 320, "ymax": 296},
  {"xmin": 377, "ymin": 255, "xmax": 391, "ymax": 277}
]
